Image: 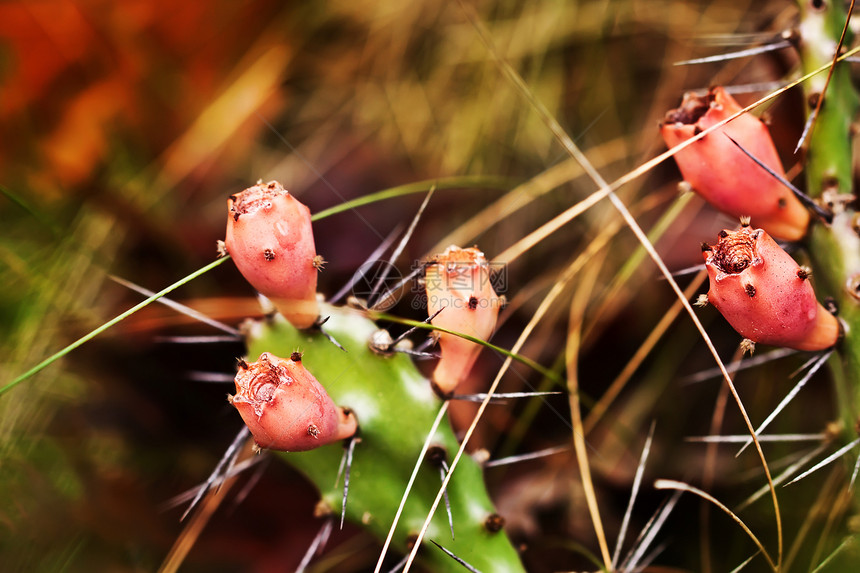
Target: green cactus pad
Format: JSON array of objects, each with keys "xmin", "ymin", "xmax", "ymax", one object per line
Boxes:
[{"xmin": 243, "ymin": 303, "xmax": 525, "ymax": 572}]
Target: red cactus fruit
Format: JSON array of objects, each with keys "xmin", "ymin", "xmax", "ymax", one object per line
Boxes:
[
  {"xmin": 661, "ymin": 87, "xmax": 810, "ymax": 241},
  {"xmin": 702, "ymin": 224, "xmax": 839, "ymax": 351},
  {"xmin": 425, "ymin": 246, "xmax": 503, "ymax": 395},
  {"xmin": 225, "ymin": 180, "xmax": 320, "ymax": 329},
  {"xmin": 230, "ymin": 351, "xmax": 357, "ymax": 451}
]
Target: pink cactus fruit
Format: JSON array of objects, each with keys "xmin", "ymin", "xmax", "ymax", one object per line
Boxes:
[
  {"xmin": 230, "ymin": 351, "xmax": 357, "ymax": 452},
  {"xmin": 702, "ymin": 224, "xmax": 839, "ymax": 351},
  {"xmin": 225, "ymin": 180, "xmax": 320, "ymax": 329},
  {"xmin": 661, "ymin": 86, "xmax": 810, "ymax": 241},
  {"xmin": 425, "ymin": 246, "xmax": 503, "ymax": 395}
]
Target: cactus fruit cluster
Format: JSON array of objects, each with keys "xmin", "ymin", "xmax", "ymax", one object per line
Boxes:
[
  {"xmin": 222, "ymin": 181, "xmax": 524, "ymax": 571},
  {"xmin": 660, "ymin": 86, "xmax": 847, "ymax": 353}
]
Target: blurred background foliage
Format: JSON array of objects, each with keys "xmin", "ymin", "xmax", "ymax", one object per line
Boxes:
[{"xmin": 0, "ymin": 0, "xmax": 853, "ymax": 571}]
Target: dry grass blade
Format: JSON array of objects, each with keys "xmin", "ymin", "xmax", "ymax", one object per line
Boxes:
[
  {"xmin": 729, "ymin": 551, "xmax": 762, "ymax": 573},
  {"xmin": 566, "ymin": 257, "xmax": 612, "ymax": 568},
  {"xmin": 584, "ymin": 191, "xmax": 696, "ymax": 340},
  {"xmin": 807, "ymin": 472, "xmax": 853, "ymax": 572},
  {"xmin": 428, "ymin": 139, "xmax": 628, "ymax": 256},
  {"xmin": 810, "ymin": 536, "xmax": 855, "ymax": 573},
  {"xmin": 803, "ymin": 0, "xmax": 856, "ymax": 151},
  {"xmin": 737, "ymin": 443, "xmax": 830, "ymax": 512},
  {"xmin": 654, "ymin": 479, "xmax": 777, "ymax": 572},
  {"xmin": 493, "ymin": 186, "xmax": 611, "ymax": 265},
  {"xmin": 620, "ymin": 490, "xmax": 682, "ymax": 572}
]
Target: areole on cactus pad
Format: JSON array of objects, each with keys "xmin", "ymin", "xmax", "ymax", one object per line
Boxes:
[
  {"xmin": 661, "ymin": 87, "xmax": 810, "ymax": 241},
  {"xmin": 702, "ymin": 223, "xmax": 839, "ymax": 351},
  {"xmin": 229, "ymin": 351, "xmax": 357, "ymax": 452},
  {"xmin": 225, "ymin": 180, "xmax": 320, "ymax": 329},
  {"xmin": 425, "ymin": 245, "xmax": 503, "ymax": 395}
]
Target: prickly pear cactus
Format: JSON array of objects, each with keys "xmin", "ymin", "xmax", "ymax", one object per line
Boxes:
[{"xmin": 243, "ymin": 303, "xmax": 525, "ymax": 572}]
